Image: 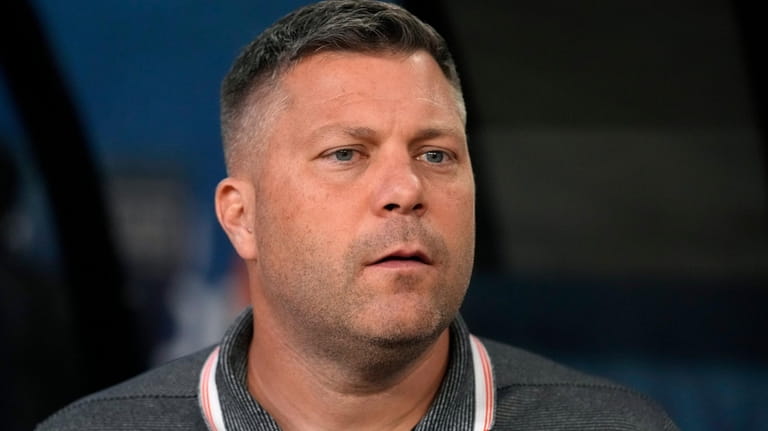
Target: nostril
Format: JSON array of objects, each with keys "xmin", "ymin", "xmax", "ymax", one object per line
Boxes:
[
  {"xmin": 413, "ymin": 203, "xmax": 424, "ymax": 211},
  {"xmin": 384, "ymin": 203, "xmax": 399, "ymax": 211}
]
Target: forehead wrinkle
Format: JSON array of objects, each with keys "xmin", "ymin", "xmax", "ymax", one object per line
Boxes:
[
  {"xmin": 305, "ymin": 123, "xmax": 465, "ymax": 150},
  {"xmin": 313, "ymin": 94, "xmax": 463, "ymax": 133},
  {"xmin": 306, "ymin": 124, "xmax": 379, "ymax": 144},
  {"xmin": 414, "ymin": 95, "xmax": 464, "ymax": 122}
]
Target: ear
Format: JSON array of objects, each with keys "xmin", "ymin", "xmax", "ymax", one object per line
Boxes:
[{"xmin": 215, "ymin": 177, "xmax": 258, "ymax": 260}]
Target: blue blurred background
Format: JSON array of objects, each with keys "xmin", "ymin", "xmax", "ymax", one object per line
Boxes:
[{"xmin": 1, "ymin": 1, "xmax": 766, "ymax": 429}]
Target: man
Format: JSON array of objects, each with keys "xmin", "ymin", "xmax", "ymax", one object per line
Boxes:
[{"xmin": 38, "ymin": 1, "xmax": 678, "ymax": 430}]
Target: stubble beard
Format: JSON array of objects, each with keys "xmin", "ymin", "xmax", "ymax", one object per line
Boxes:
[{"xmin": 259, "ymin": 218, "xmax": 473, "ymax": 384}]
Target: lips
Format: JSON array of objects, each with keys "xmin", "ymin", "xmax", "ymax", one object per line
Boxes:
[{"xmin": 369, "ymin": 248, "xmax": 432, "ymax": 266}]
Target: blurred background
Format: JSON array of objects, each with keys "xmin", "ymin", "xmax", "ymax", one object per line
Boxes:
[{"xmin": 1, "ymin": 0, "xmax": 766, "ymax": 429}]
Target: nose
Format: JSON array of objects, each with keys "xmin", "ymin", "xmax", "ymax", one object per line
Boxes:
[{"xmin": 372, "ymin": 155, "xmax": 426, "ymax": 217}]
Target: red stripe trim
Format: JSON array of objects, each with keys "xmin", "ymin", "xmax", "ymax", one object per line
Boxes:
[
  {"xmin": 473, "ymin": 337, "xmax": 494, "ymax": 430},
  {"xmin": 482, "ymin": 348, "xmax": 493, "ymax": 428}
]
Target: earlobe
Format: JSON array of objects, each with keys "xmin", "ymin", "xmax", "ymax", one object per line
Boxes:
[{"xmin": 215, "ymin": 178, "xmax": 258, "ymax": 260}]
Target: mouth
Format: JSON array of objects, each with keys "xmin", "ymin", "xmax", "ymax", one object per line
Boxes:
[{"xmin": 369, "ymin": 249, "xmax": 432, "ymax": 267}]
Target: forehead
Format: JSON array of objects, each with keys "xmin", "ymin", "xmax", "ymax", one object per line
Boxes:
[{"xmin": 275, "ymin": 50, "xmax": 463, "ymax": 123}]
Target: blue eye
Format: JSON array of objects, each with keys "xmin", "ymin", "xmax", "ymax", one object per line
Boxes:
[
  {"xmin": 333, "ymin": 149, "xmax": 355, "ymax": 161},
  {"xmin": 422, "ymin": 150, "xmax": 446, "ymax": 163}
]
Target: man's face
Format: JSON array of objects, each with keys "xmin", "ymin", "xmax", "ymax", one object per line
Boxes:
[{"xmin": 245, "ymin": 51, "xmax": 475, "ymax": 349}]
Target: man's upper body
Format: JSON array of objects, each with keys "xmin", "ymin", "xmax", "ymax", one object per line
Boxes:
[
  {"xmin": 37, "ymin": 308, "xmax": 677, "ymax": 430},
  {"xmin": 38, "ymin": 1, "xmax": 678, "ymax": 429}
]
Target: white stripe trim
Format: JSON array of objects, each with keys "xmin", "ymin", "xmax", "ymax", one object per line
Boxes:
[
  {"xmin": 199, "ymin": 337, "xmax": 495, "ymax": 431},
  {"xmin": 200, "ymin": 347, "xmax": 226, "ymax": 431},
  {"xmin": 470, "ymin": 335, "xmax": 495, "ymax": 431}
]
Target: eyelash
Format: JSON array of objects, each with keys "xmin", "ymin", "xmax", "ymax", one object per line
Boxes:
[
  {"xmin": 321, "ymin": 148, "xmax": 455, "ymax": 164},
  {"xmin": 326, "ymin": 148, "xmax": 364, "ymax": 162},
  {"xmin": 417, "ymin": 150, "xmax": 451, "ymax": 164}
]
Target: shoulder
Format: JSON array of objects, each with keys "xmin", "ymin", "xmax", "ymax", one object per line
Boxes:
[
  {"xmin": 481, "ymin": 338, "xmax": 679, "ymax": 430},
  {"xmin": 36, "ymin": 347, "xmax": 213, "ymax": 431}
]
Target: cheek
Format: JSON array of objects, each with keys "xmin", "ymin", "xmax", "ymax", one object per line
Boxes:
[
  {"xmin": 437, "ymin": 187, "xmax": 476, "ymax": 262},
  {"xmin": 253, "ymin": 173, "xmax": 303, "ymax": 243},
  {"xmin": 257, "ymin": 172, "xmax": 340, "ymax": 239},
  {"xmin": 435, "ymin": 180, "xmax": 475, "ymax": 227}
]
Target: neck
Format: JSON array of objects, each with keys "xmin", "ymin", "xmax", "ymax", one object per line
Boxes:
[{"xmin": 246, "ymin": 313, "xmax": 451, "ymax": 431}]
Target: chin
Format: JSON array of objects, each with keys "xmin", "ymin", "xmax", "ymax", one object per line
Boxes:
[
  {"xmin": 355, "ymin": 304, "xmax": 453, "ymax": 350},
  {"xmin": 366, "ymin": 329, "xmax": 442, "ymax": 351}
]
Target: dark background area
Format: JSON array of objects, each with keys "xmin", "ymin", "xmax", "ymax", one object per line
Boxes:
[{"xmin": 1, "ymin": 0, "xmax": 766, "ymax": 430}]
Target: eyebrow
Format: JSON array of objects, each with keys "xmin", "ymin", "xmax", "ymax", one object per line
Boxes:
[
  {"xmin": 309, "ymin": 124, "xmax": 464, "ymax": 143},
  {"xmin": 411, "ymin": 127, "xmax": 463, "ymax": 142},
  {"xmin": 341, "ymin": 126, "xmax": 377, "ymax": 140}
]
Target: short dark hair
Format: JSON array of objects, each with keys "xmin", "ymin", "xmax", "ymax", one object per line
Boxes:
[{"xmin": 220, "ymin": 0, "xmax": 463, "ymax": 172}]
